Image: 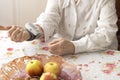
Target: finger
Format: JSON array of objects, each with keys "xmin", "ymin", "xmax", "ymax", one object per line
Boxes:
[
  {"xmin": 48, "ymin": 43, "xmax": 57, "ymax": 51},
  {"xmin": 48, "ymin": 41, "xmax": 65, "ymax": 55},
  {"xmin": 0, "ymin": 25, "xmax": 7, "ymax": 30},
  {"xmin": 49, "ymin": 47, "xmax": 61, "ymax": 55},
  {"xmin": 0, "ymin": 25, "xmax": 12, "ymax": 30},
  {"xmin": 20, "ymin": 31, "xmax": 26, "ymax": 41},
  {"xmin": 48, "ymin": 38, "xmax": 64, "ymax": 53},
  {"xmin": 8, "ymin": 26, "xmax": 17, "ymax": 36},
  {"xmin": 15, "ymin": 29, "xmax": 23, "ymax": 42},
  {"xmin": 18, "ymin": 29, "xmax": 24, "ymax": 42},
  {"xmin": 48, "ymin": 40, "xmax": 60, "ymax": 47},
  {"xmin": 21, "ymin": 30, "xmax": 29, "ymax": 41},
  {"xmin": 48, "ymin": 38, "xmax": 62, "ymax": 45},
  {"xmin": 48, "ymin": 42, "xmax": 61, "ymax": 54},
  {"xmin": 11, "ymin": 28, "xmax": 20, "ymax": 41},
  {"xmin": 49, "ymin": 45, "xmax": 59, "ymax": 54},
  {"xmin": 4, "ymin": 26, "xmax": 12, "ymax": 30},
  {"xmin": 49, "ymin": 49, "xmax": 57, "ymax": 54}
]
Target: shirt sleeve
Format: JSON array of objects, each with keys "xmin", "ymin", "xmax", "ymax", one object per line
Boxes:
[
  {"xmin": 72, "ymin": 0, "xmax": 118, "ymax": 53},
  {"xmin": 34, "ymin": 0, "xmax": 61, "ymax": 42}
]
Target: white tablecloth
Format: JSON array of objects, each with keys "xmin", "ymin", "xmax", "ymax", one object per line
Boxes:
[{"xmin": 0, "ymin": 31, "xmax": 120, "ymax": 80}]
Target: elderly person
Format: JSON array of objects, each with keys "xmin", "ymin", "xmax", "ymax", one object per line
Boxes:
[{"xmin": 7, "ymin": 0, "xmax": 118, "ymax": 55}]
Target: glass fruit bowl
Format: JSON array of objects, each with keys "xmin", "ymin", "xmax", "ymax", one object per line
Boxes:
[{"xmin": 0, "ymin": 54, "xmax": 82, "ymax": 80}]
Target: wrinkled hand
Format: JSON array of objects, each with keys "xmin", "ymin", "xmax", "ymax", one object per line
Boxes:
[
  {"xmin": 48, "ymin": 38, "xmax": 75, "ymax": 55},
  {"xmin": 7, "ymin": 26, "xmax": 30, "ymax": 42}
]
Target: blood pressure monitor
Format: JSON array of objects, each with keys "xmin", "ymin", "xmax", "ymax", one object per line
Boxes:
[{"xmin": 25, "ymin": 23, "xmax": 42, "ymax": 41}]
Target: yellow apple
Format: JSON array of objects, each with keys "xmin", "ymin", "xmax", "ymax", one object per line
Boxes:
[
  {"xmin": 40, "ymin": 72, "xmax": 58, "ymax": 80},
  {"xmin": 44, "ymin": 62, "xmax": 60, "ymax": 75},
  {"xmin": 25, "ymin": 60, "xmax": 43, "ymax": 77}
]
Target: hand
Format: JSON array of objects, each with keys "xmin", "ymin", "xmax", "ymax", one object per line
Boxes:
[
  {"xmin": 48, "ymin": 38, "xmax": 75, "ymax": 55},
  {"xmin": 7, "ymin": 26, "xmax": 30, "ymax": 42}
]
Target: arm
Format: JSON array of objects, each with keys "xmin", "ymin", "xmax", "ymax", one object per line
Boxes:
[
  {"xmin": 7, "ymin": 0, "xmax": 61, "ymax": 42},
  {"xmin": 34, "ymin": 0, "xmax": 61, "ymax": 42},
  {"xmin": 72, "ymin": 0, "xmax": 118, "ymax": 53}
]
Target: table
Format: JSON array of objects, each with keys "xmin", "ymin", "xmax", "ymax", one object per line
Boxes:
[{"xmin": 0, "ymin": 31, "xmax": 120, "ymax": 80}]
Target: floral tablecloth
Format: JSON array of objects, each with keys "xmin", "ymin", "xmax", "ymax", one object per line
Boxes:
[{"xmin": 0, "ymin": 31, "xmax": 120, "ymax": 80}]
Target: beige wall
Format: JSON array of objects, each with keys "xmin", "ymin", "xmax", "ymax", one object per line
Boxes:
[
  {"xmin": 0, "ymin": 0, "xmax": 47, "ymax": 26},
  {"xmin": 0, "ymin": 0, "xmax": 14, "ymax": 26}
]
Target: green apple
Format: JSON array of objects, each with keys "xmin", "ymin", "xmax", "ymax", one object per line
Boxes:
[
  {"xmin": 44, "ymin": 62, "xmax": 60, "ymax": 75},
  {"xmin": 25, "ymin": 60, "xmax": 43, "ymax": 77},
  {"xmin": 40, "ymin": 72, "xmax": 58, "ymax": 80}
]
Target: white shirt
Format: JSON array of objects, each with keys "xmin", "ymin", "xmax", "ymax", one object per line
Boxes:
[{"xmin": 35, "ymin": 0, "xmax": 118, "ymax": 53}]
